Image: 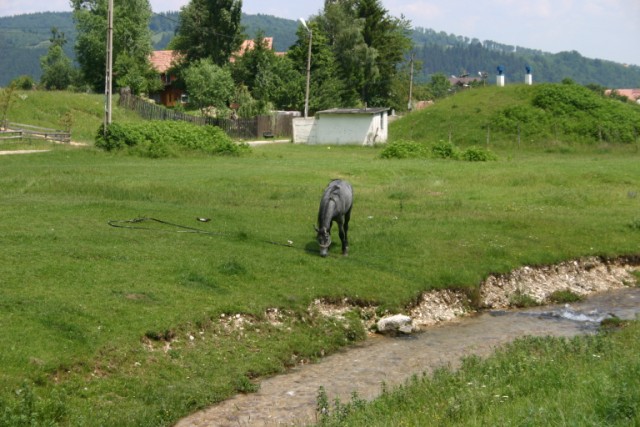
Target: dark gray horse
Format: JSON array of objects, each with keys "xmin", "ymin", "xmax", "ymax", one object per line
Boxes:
[{"xmin": 315, "ymin": 179, "xmax": 353, "ymax": 257}]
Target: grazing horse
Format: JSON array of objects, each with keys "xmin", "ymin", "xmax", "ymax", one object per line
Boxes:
[{"xmin": 315, "ymin": 179, "xmax": 353, "ymax": 257}]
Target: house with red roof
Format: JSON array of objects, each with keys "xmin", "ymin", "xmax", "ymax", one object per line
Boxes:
[
  {"xmin": 149, "ymin": 37, "xmax": 284, "ymax": 107},
  {"xmin": 149, "ymin": 50, "xmax": 183, "ymax": 107}
]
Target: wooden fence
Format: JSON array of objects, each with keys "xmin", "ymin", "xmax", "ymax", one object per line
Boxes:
[
  {"xmin": 0, "ymin": 122, "xmax": 70, "ymax": 143},
  {"xmin": 119, "ymin": 93, "xmax": 293, "ymax": 140}
]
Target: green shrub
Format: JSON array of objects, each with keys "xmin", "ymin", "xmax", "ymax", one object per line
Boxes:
[
  {"xmin": 486, "ymin": 84, "xmax": 640, "ymax": 144},
  {"xmin": 531, "ymin": 84, "xmax": 640, "ymax": 143},
  {"xmin": 11, "ymin": 75, "xmax": 36, "ymax": 90},
  {"xmin": 431, "ymin": 140, "xmax": 460, "ymax": 159},
  {"xmin": 95, "ymin": 122, "xmax": 145, "ymax": 151},
  {"xmin": 379, "ymin": 140, "xmax": 429, "ymax": 159},
  {"xmin": 460, "ymin": 146, "xmax": 497, "ymax": 161},
  {"xmin": 381, "ymin": 140, "xmax": 496, "ymax": 162},
  {"xmin": 95, "ymin": 120, "xmax": 250, "ymax": 157},
  {"xmin": 490, "ymin": 104, "xmax": 549, "ymax": 136},
  {"xmin": 533, "ymin": 83, "xmax": 603, "ymax": 115}
]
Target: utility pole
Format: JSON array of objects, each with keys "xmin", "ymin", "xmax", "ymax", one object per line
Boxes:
[
  {"xmin": 408, "ymin": 52, "xmax": 414, "ymax": 111},
  {"xmin": 299, "ymin": 18, "xmax": 312, "ymax": 118},
  {"xmin": 104, "ymin": 0, "xmax": 113, "ymax": 135}
]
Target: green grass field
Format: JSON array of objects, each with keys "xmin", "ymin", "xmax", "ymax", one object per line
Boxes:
[
  {"xmin": 1, "ymin": 143, "xmax": 639, "ymax": 425},
  {"xmin": 1, "ymin": 87, "xmax": 639, "ymax": 425}
]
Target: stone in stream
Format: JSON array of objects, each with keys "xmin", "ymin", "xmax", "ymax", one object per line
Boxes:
[{"xmin": 377, "ymin": 314, "xmax": 413, "ymax": 334}]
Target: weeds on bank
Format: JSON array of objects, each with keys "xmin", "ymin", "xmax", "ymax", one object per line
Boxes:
[
  {"xmin": 548, "ymin": 289, "xmax": 584, "ymax": 304},
  {"xmin": 508, "ymin": 290, "xmax": 540, "ymax": 308}
]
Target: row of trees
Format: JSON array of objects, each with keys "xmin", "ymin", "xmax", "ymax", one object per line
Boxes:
[
  {"xmin": 167, "ymin": 0, "xmax": 415, "ymax": 115},
  {"xmin": 41, "ymin": 0, "xmax": 415, "ymax": 117}
]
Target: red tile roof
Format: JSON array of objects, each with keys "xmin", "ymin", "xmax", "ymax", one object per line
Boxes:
[
  {"xmin": 151, "ymin": 37, "xmax": 281, "ymax": 69},
  {"xmin": 149, "ymin": 50, "xmax": 182, "ymax": 73}
]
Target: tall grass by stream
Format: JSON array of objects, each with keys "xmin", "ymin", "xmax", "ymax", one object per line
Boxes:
[{"xmin": 314, "ymin": 321, "xmax": 640, "ymax": 426}]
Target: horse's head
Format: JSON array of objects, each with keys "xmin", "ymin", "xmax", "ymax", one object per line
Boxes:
[{"xmin": 314, "ymin": 226, "xmax": 331, "ymax": 257}]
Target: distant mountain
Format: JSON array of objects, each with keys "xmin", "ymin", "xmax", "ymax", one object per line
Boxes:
[
  {"xmin": 1, "ymin": 11, "xmax": 639, "ymax": 88},
  {"xmin": 410, "ymin": 27, "xmax": 640, "ymax": 88},
  {"xmin": 0, "ymin": 12, "xmax": 76, "ymax": 87}
]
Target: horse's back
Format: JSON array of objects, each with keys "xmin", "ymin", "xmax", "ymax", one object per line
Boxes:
[{"xmin": 325, "ymin": 179, "xmax": 353, "ymax": 212}]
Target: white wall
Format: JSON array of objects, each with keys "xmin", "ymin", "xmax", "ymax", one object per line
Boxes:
[
  {"xmin": 293, "ymin": 112, "xmax": 388, "ymax": 145},
  {"xmin": 292, "ymin": 117, "xmax": 316, "ymax": 144}
]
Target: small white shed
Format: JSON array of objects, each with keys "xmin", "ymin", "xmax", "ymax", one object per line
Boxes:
[{"xmin": 292, "ymin": 107, "xmax": 389, "ymax": 145}]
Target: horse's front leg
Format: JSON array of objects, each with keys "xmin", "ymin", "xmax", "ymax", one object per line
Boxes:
[{"xmin": 337, "ymin": 218, "xmax": 348, "ymax": 256}]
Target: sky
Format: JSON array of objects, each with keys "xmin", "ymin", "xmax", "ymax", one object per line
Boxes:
[{"xmin": 1, "ymin": 0, "xmax": 638, "ymax": 66}]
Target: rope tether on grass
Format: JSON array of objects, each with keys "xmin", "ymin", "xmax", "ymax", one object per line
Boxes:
[{"xmin": 107, "ymin": 217, "xmax": 309, "ymax": 250}]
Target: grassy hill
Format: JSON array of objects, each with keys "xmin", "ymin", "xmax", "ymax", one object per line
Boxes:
[
  {"xmin": 2, "ymin": 90, "xmax": 145, "ymax": 144},
  {"xmin": 391, "ymin": 83, "xmax": 640, "ymax": 148}
]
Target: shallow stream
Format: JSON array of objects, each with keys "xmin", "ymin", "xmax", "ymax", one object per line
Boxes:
[{"xmin": 176, "ymin": 287, "xmax": 640, "ymax": 427}]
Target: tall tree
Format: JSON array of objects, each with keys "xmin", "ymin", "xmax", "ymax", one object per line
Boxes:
[
  {"xmin": 230, "ymin": 31, "xmax": 273, "ymax": 96},
  {"xmin": 321, "ymin": 0, "xmax": 377, "ymax": 106},
  {"xmin": 266, "ymin": 55, "xmax": 305, "ymax": 111},
  {"xmin": 288, "ymin": 20, "xmax": 344, "ymax": 113},
  {"xmin": 172, "ymin": 0, "xmax": 244, "ymax": 66},
  {"xmin": 72, "ymin": 0, "xmax": 156, "ymax": 93},
  {"xmin": 315, "ymin": 0, "xmax": 412, "ymax": 107},
  {"xmin": 428, "ymin": 73, "xmax": 451, "ymax": 98},
  {"xmin": 230, "ymin": 31, "xmax": 304, "ymax": 111},
  {"xmin": 183, "ymin": 59, "xmax": 234, "ymax": 112},
  {"xmin": 356, "ymin": 0, "xmax": 412, "ymax": 106},
  {"xmin": 40, "ymin": 27, "xmax": 76, "ymax": 90}
]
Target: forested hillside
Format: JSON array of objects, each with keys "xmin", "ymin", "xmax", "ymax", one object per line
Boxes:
[
  {"xmin": 1, "ymin": 11, "xmax": 638, "ymax": 88},
  {"xmin": 0, "ymin": 12, "xmax": 76, "ymax": 87}
]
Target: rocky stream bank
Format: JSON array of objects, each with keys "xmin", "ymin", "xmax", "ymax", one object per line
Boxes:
[{"xmin": 176, "ymin": 256, "xmax": 640, "ymax": 426}]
